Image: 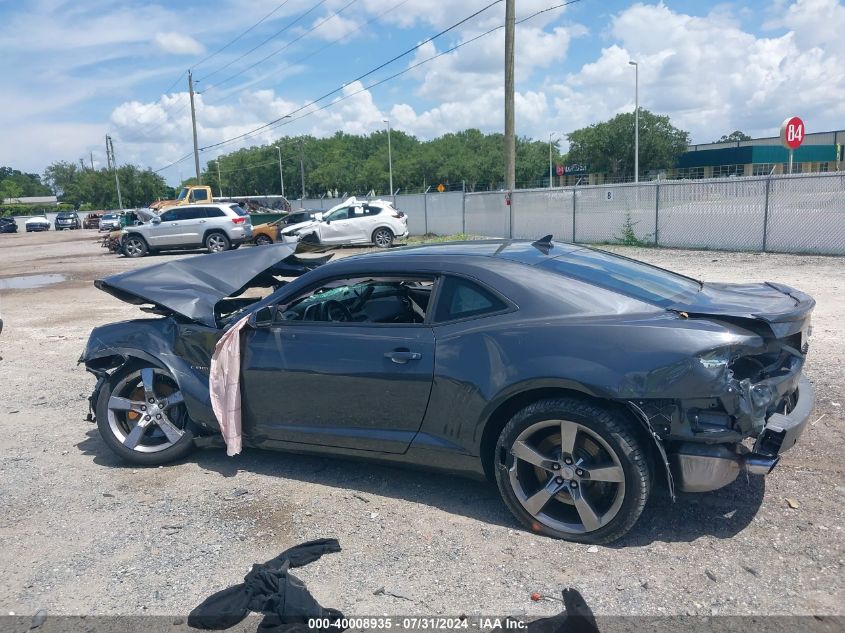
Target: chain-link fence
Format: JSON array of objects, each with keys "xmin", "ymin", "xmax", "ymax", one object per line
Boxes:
[{"xmin": 285, "ymin": 173, "xmax": 845, "ymax": 255}]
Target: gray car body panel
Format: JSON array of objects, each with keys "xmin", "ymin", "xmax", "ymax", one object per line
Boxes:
[{"xmin": 82, "ymin": 240, "xmax": 815, "ymax": 487}]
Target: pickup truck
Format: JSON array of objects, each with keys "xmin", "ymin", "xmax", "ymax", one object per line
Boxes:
[{"xmin": 149, "ymin": 185, "xmax": 214, "ymax": 210}]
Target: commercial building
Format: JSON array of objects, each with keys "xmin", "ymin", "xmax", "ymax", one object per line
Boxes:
[{"xmin": 558, "ymin": 129, "xmax": 844, "ymax": 185}]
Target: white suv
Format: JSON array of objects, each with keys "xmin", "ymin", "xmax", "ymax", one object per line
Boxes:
[
  {"xmin": 280, "ymin": 197, "xmax": 408, "ymax": 248},
  {"xmin": 121, "ymin": 203, "xmax": 253, "ymax": 257}
]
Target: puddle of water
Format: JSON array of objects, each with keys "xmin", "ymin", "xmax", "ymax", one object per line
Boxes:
[{"xmin": 0, "ymin": 273, "xmax": 67, "ymax": 289}]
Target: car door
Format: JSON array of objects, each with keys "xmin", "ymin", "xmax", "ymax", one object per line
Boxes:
[
  {"xmin": 319, "ymin": 206, "xmax": 360, "ymax": 244},
  {"xmin": 239, "ymin": 276, "xmax": 437, "ymax": 453},
  {"xmin": 154, "ymin": 207, "xmax": 206, "ymax": 247}
]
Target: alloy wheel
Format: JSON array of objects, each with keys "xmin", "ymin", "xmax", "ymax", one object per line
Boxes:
[
  {"xmin": 373, "ymin": 228, "xmax": 393, "ymax": 248},
  {"xmin": 507, "ymin": 418, "xmax": 626, "ymax": 535},
  {"xmin": 106, "ymin": 368, "xmax": 187, "ymax": 453},
  {"xmin": 123, "ymin": 237, "xmax": 146, "ymax": 257},
  {"xmin": 207, "ymin": 234, "xmax": 228, "ymax": 252}
]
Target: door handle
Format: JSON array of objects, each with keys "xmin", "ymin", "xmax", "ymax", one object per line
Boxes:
[
  {"xmin": 384, "ymin": 349, "xmax": 422, "ymax": 364},
  {"xmin": 199, "ymin": 220, "xmax": 206, "ymax": 224}
]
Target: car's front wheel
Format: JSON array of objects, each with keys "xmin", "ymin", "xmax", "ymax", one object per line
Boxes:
[
  {"xmin": 254, "ymin": 234, "xmax": 273, "ymax": 245},
  {"xmin": 96, "ymin": 363, "xmax": 195, "ymax": 466},
  {"xmin": 495, "ymin": 398, "xmax": 651, "ymax": 544},
  {"xmin": 123, "ymin": 235, "xmax": 148, "ymax": 258},
  {"xmin": 205, "ymin": 231, "xmax": 230, "ymax": 253},
  {"xmin": 372, "ymin": 227, "xmax": 394, "ymax": 248}
]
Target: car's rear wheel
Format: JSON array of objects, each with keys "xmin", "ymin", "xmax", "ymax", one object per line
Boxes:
[
  {"xmin": 96, "ymin": 363, "xmax": 195, "ymax": 466},
  {"xmin": 494, "ymin": 398, "xmax": 651, "ymax": 544},
  {"xmin": 254, "ymin": 234, "xmax": 273, "ymax": 245},
  {"xmin": 372, "ymin": 227, "xmax": 393, "ymax": 248},
  {"xmin": 123, "ymin": 235, "xmax": 148, "ymax": 258},
  {"xmin": 205, "ymin": 231, "xmax": 230, "ymax": 253}
]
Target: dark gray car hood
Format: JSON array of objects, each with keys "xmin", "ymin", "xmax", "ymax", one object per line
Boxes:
[{"xmin": 95, "ymin": 243, "xmax": 303, "ymax": 328}]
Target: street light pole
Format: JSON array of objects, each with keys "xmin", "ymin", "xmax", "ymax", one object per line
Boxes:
[
  {"xmin": 629, "ymin": 60, "xmax": 639, "ymax": 183},
  {"xmin": 384, "ymin": 119, "xmax": 394, "ymax": 195},
  {"xmin": 549, "ymin": 132, "xmax": 557, "ymax": 189},
  {"xmin": 277, "ymin": 146, "xmax": 285, "ymax": 198}
]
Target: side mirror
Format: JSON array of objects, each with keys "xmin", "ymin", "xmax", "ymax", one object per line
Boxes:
[
  {"xmin": 151, "ymin": 216, "xmax": 161, "ymax": 224},
  {"xmin": 248, "ymin": 305, "xmax": 275, "ymax": 328},
  {"xmin": 324, "ymin": 219, "xmax": 330, "ymax": 225}
]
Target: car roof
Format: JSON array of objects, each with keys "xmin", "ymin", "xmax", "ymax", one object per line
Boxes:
[{"xmin": 339, "ymin": 239, "xmax": 585, "ymax": 267}]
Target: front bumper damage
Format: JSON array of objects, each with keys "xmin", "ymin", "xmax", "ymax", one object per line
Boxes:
[{"xmin": 670, "ymin": 374, "xmax": 814, "ymax": 493}]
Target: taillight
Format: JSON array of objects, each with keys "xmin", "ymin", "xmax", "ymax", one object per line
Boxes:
[{"xmin": 232, "ymin": 217, "xmax": 246, "ymax": 224}]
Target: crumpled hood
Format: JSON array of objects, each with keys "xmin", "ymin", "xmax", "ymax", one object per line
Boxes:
[
  {"xmin": 281, "ymin": 219, "xmax": 320, "ymax": 235},
  {"xmin": 94, "ymin": 243, "xmax": 299, "ymax": 327}
]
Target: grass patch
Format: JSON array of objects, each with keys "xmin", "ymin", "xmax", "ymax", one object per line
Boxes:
[{"xmin": 406, "ymin": 233, "xmax": 482, "ymax": 244}]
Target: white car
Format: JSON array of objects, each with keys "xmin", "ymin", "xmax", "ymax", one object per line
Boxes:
[
  {"xmin": 24, "ymin": 216, "xmax": 51, "ymax": 232},
  {"xmin": 280, "ymin": 197, "xmax": 408, "ymax": 248}
]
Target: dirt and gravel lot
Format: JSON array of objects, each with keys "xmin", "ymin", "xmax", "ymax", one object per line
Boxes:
[{"xmin": 0, "ymin": 229, "xmax": 843, "ymax": 621}]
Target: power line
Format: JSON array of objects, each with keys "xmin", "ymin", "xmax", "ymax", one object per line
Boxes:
[
  {"xmin": 192, "ymin": 0, "xmax": 294, "ymax": 70},
  {"xmin": 200, "ymin": 0, "xmax": 504, "ymax": 152},
  {"xmin": 152, "ymin": 0, "xmax": 580, "ymax": 173},
  {"xmin": 207, "ymin": 0, "xmax": 580, "ymax": 147},
  {"xmin": 202, "ymin": 0, "xmax": 412, "ymax": 104},
  {"xmin": 197, "ymin": 0, "xmax": 330, "ymax": 83},
  {"xmin": 201, "ymin": 0, "xmax": 359, "ymax": 97}
]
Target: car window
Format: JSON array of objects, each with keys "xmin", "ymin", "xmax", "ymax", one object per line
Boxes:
[
  {"xmin": 178, "ymin": 208, "xmax": 207, "ymax": 220},
  {"xmin": 434, "ymin": 276, "xmax": 507, "ymax": 323},
  {"xmin": 277, "ymin": 276, "xmax": 435, "ymax": 325},
  {"xmin": 228, "ymin": 204, "xmax": 247, "ymax": 216},
  {"xmin": 206, "ymin": 207, "xmax": 226, "ymax": 218},
  {"xmin": 325, "ymin": 207, "xmax": 350, "ymax": 221},
  {"xmin": 539, "ymin": 248, "xmax": 700, "ymax": 307},
  {"xmin": 159, "ymin": 209, "xmax": 178, "ymax": 222},
  {"xmin": 191, "ymin": 189, "xmax": 209, "ymax": 202}
]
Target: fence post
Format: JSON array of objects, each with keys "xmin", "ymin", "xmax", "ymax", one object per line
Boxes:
[
  {"xmin": 571, "ymin": 187, "xmax": 577, "ymax": 243},
  {"xmin": 654, "ymin": 182, "xmax": 660, "ymax": 247},
  {"xmin": 508, "ymin": 191, "xmax": 514, "ymax": 239},
  {"xmin": 762, "ymin": 177, "xmax": 771, "ymax": 252},
  {"xmin": 461, "ymin": 184, "xmax": 466, "ymax": 235},
  {"xmin": 423, "ymin": 192, "xmax": 429, "ymax": 235}
]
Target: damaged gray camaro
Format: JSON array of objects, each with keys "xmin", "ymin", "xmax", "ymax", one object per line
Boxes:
[{"xmin": 81, "ymin": 238, "xmax": 815, "ymax": 544}]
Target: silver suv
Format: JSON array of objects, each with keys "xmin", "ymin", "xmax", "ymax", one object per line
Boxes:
[{"xmin": 121, "ymin": 203, "xmax": 253, "ymax": 257}]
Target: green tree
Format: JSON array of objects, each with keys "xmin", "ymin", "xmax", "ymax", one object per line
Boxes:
[
  {"xmin": 717, "ymin": 130, "xmax": 752, "ymax": 143},
  {"xmin": 566, "ymin": 110, "xmax": 689, "ymax": 178},
  {"xmin": 43, "ymin": 161, "xmax": 168, "ymax": 208}
]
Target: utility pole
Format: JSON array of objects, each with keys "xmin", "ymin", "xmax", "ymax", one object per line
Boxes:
[
  {"xmin": 384, "ymin": 119, "xmax": 394, "ymax": 195},
  {"xmin": 105, "ymin": 135, "xmax": 124, "ymax": 210},
  {"xmin": 549, "ymin": 132, "xmax": 556, "ymax": 189},
  {"xmin": 90, "ymin": 152, "xmax": 94, "ymax": 171},
  {"xmin": 277, "ymin": 145, "xmax": 285, "ymax": 197},
  {"xmin": 629, "ymin": 60, "xmax": 639, "ymax": 183},
  {"xmin": 216, "ymin": 159, "xmax": 224, "ymax": 197},
  {"xmin": 299, "ymin": 141, "xmax": 306, "ymax": 199},
  {"xmin": 504, "ymin": 0, "xmax": 516, "ymax": 191},
  {"xmin": 188, "ymin": 70, "xmax": 201, "ymax": 184}
]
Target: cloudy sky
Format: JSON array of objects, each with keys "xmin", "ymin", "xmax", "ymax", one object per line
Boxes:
[{"xmin": 1, "ymin": 0, "xmax": 843, "ymax": 184}]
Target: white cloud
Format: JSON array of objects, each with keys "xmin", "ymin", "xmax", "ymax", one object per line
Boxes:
[{"xmin": 152, "ymin": 32, "xmax": 205, "ymax": 56}]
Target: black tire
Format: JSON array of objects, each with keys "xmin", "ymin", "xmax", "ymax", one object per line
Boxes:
[
  {"xmin": 494, "ymin": 397, "xmax": 651, "ymax": 544},
  {"xmin": 254, "ymin": 234, "xmax": 273, "ymax": 245},
  {"xmin": 123, "ymin": 234, "xmax": 148, "ymax": 258},
  {"xmin": 205, "ymin": 231, "xmax": 230, "ymax": 253},
  {"xmin": 372, "ymin": 227, "xmax": 393, "ymax": 248},
  {"xmin": 95, "ymin": 362, "xmax": 195, "ymax": 466}
]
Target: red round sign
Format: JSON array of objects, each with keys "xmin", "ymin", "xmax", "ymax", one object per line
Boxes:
[
  {"xmin": 556, "ymin": 165, "xmax": 564, "ymax": 176},
  {"xmin": 780, "ymin": 116, "xmax": 805, "ymax": 150}
]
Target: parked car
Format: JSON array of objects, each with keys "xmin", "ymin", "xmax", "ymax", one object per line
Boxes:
[
  {"xmin": 252, "ymin": 211, "xmax": 322, "ymax": 245},
  {"xmin": 280, "ymin": 197, "xmax": 407, "ymax": 248},
  {"xmin": 54, "ymin": 211, "xmax": 81, "ymax": 230},
  {"xmin": 83, "ymin": 213, "xmax": 102, "ymax": 229},
  {"xmin": 120, "ymin": 203, "xmax": 253, "ymax": 258},
  {"xmin": 99, "ymin": 213, "xmax": 120, "ymax": 232},
  {"xmin": 82, "ymin": 238, "xmax": 815, "ymax": 543},
  {"xmin": 25, "ymin": 216, "xmax": 51, "ymax": 232},
  {"xmin": 0, "ymin": 217, "xmax": 18, "ymax": 233}
]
